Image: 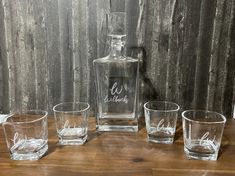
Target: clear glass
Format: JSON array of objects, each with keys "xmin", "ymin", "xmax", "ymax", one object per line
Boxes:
[
  {"xmin": 2, "ymin": 110, "xmax": 48, "ymax": 160},
  {"xmin": 53, "ymin": 102, "xmax": 90, "ymax": 145},
  {"xmin": 93, "ymin": 12, "xmax": 139, "ymax": 132},
  {"xmin": 0, "ymin": 114, "xmax": 8, "ymax": 123},
  {"xmin": 144, "ymin": 101, "xmax": 180, "ymax": 144},
  {"xmin": 182, "ymin": 110, "xmax": 226, "ymax": 161}
]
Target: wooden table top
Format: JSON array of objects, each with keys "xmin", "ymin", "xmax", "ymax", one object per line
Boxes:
[{"xmin": 0, "ymin": 117, "xmax": 235, "ymax": 176}]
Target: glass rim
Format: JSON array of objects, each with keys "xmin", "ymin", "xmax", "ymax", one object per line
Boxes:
[
  {"xmin": 53, "ymin": 102, "xmax": 90, "ymax": 113},
  {"xmin": 2, "ymin": 110, "xmax": 48, "ymax": 125},
  {"xmin": 143, "ymin": 101, "xmax": 180, "ymax": 112},
  {"xmin": 182, "ymin": 110, "xmax": 226, "ymax": 124}
]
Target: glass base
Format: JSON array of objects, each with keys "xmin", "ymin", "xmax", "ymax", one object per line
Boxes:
[
  {"xmin": 96, "ymin": 117, "xmax": 138, "ymax": 132},
  {"xmin": 58, "ymin": 135, "xmax": 87, "ymax": 145},
  {"xmin": 10, "ymin": 144, "xmax": 48, "ymax": 160},
  {"xmin": 184, "ymin": 147, "xmax": 218, "ymax": 161},
  {"xmin": 97, "ymin": 125, "xmax": 138, "ymax": 132},
  {"xmin": 148, "ymin": 136, "xmax": 174, "ymax": 144}
]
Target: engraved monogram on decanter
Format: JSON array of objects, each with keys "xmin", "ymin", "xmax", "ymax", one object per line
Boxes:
[{"xmin": 104, "ymin": 82, "xmax": 128, "ymax": 104}]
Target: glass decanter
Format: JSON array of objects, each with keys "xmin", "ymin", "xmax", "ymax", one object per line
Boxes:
[{"xmin": 93, "ymin": 12, "xmax": 139, "ymax": 132}]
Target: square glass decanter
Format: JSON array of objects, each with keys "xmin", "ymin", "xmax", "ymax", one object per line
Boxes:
[{"xmin": 93, "ymin": 12, "xmax": 139, "ymax": 132}]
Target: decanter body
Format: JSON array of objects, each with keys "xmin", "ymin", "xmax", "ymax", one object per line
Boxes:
[{"xmin": 93, "ymin": 13, "xmax": 139, "ymax": 132}]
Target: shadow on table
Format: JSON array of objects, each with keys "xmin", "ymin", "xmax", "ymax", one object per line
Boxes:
[
  {"xmin": 218, "ymin": 135, "xmax": 230, "ymax": 159},
  {"xmin": 46, "ymin": 140, "xmax": 58, "ymax": 156},
  {"xmin": 174, "ymin": 123, "xmax": 183, "ymax": 142}
]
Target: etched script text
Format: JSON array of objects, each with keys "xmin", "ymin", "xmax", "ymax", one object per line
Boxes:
[
  {"xmin": 12, "ymin": 132, "xmax": 28, "ymax": 146},
  {"xmin": 199, "ymin": 132, "xmax": 216, "ymax": 145},
  {"xmin": 63, "ymin": 120, "xmax": 76, "ymax": 129},
  {"xmin": 104, "ymin": 82, "xmax": 128, "ymax": 104},
  {"xmin": 156, "ymin": 119, "xmax": 171, "ymax": 130}
]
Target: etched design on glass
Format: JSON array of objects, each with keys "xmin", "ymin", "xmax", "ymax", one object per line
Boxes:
[
  {"xmin": 156, "ymin": 119, "xmax": 171, "ymax": 131},
  {"xmin": 58, "ymin": 120, "xmax": 87, "ymax": 137},
  {"xmin": 12, "ymin": 132, "xmax": 27, "ymax": 147},
  {"xmin": 63, "ymin": 120, "xmax": 76, "ymax": 129},
  {"xmin": 104, "ymin": 82, "xmax": 128, "ymax": 104},
  {"xmin": 188, "ymin": 124, "xmax": 216, "ymax": 145},
  {"xmin": 10, "ymin": 132, "xmax": 47, "ymax": 155},
  {"xmin": 199, "ymin": 132, "xmax": 216, "ymax": 146}
]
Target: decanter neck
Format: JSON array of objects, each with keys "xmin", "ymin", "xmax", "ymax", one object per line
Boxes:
[{"xmin": 110, "ymin": 35, "xmax": 125, "ymax": 57}]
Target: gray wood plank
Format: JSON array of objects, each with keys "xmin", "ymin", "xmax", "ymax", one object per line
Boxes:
[
  {"xmin": 43, "ymin": 0, "xmax": 61, "ymax": 112},
  {"xmin": 29, "ymin": 0, "xmax": 48, "ymax": 111},
  {"xmin": 207, "ymin": 0, "xmax": 234, "ymax": 114},
  {"xmin": 142, "ymin": 0, "xmax": 157, "ymax": 102},
  {"xmin": 2, "ymin": 0, "xmax": 19, "ymax": 112},
  {"xmin": 0, "ymin": 0, "xmax": 9, "ymax": 113},
  {"xmin": 224, "ymin": 0, "xmax": 235, "ymax": 118},
  {"xmin": 110, "ymin": 0, "xmax": 125, "ymax": 12},
  {"xmin": 97, "ymin": 0, "xmax": 110, "ymax": 58},
  {"xmin": 178, "ymin": 0, "xmax": 201, "ymax": 110},
  {"xmin": 126, "ymin": 0, "xmax": 139, "ymax": 55},
  {"xmin": 87, "ymin": 0, "xmax": 98, "ymax": 115},
  {"xmin": 3, "ymin": 0, "xmax": 38, "ymax": 112},
  {"xmin": 193, "ymin": 0, "xmax": 217, "ymax": 109},
  {"xmin": 58, "ymin": 0, "xmax": 73, "ymax": 102},
  {"xmin": 166, "ymin": 0, "xmax": 184, "ymax": 105},
  {"xmin": 72, "ymin": 0, "xmax": 89, "ymax": 103},
  {"xmin": 145, "ymin": 0, "xmax": 174, "ymax": 101}
]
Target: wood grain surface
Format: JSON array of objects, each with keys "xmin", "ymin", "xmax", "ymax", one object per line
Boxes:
[
  {"xmin": 0, "ymin": 0, "xmax": 234, "ymax": 118},
  {"xmin": 0, "ymin": 117, "xmax": 235, "ymax": 176}
]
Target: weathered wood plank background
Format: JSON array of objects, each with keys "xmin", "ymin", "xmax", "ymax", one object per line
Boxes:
[{"xmin": 0, "ymin": 0, "xmax": 234, "ymax": 118}]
